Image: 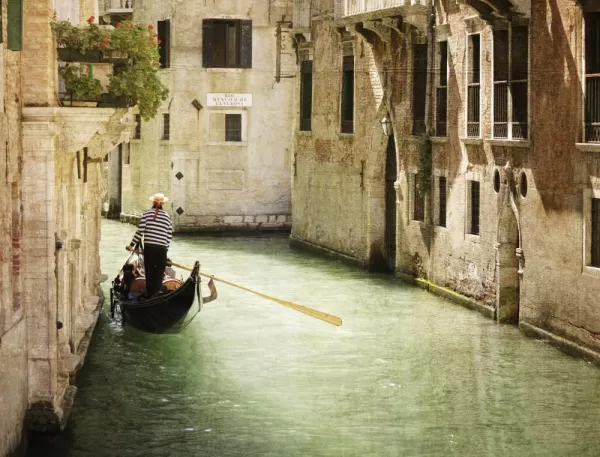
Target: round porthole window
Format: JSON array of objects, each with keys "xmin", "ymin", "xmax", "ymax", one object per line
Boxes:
[
  {"xmin": 493, "ymin": 169, "xmax": 501, "ymax": 193},
  {"xmin": 519, "ymin": 171, "xmax": 528, "ymax": 198}
]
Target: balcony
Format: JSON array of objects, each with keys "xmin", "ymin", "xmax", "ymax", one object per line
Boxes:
[
  {"xmin": 100, "ymin": 0, "xmax": 134, "ymax": 19},
  {"xmin": 343, "ymin": 0, "xmax": 426, "ymax": 17}
]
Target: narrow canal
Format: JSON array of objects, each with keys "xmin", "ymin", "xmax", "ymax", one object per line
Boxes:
[{"xmin": 26, "ymin": 219, "xmax": 600, "ymax": 457}]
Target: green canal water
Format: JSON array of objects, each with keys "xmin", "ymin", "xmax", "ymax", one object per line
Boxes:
[{"xmin": 26, "ymin": 219, "xmax": 600, "ymax": 457}]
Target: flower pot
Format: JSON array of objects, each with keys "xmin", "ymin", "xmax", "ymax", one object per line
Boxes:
[
  {"xmin": 57, "ymin": 48, "xmax": 102, "ymax": 63},
  {"xmin": 62, "ymin": 100, "xmax": 98, "ymax": 107},
  {"xmin": 97, "ymin": 94, "xmax": 136, "ymax": 108}
]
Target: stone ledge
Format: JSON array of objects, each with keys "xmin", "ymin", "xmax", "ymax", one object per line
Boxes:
[
  {"xmin": 289, "ymin": 235, "xmax": 367, "ymax": 269},
  {"xmin": 395, "ymin": 271, "xmax": 496, "ymax": 319},
  {"xmin": 519, "ymin": 321, "xmax": 600, "ymax": 367}
]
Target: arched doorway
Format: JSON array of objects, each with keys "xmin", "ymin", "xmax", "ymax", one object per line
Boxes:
[{"xmin": 384, "ymin": 135, "xmax": 397, "ymax": 272}]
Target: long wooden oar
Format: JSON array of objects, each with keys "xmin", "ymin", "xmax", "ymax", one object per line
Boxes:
[{"xmin": 171, "ymin": 261, "xmax": 343, "ymax": 327}]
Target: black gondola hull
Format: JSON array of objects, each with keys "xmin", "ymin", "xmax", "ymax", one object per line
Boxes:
[{"xmin": 112, "ymin": 261, "xmax": 202, "ymax": 334}]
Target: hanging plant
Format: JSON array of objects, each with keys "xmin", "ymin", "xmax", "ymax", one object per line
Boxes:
[
  {"xmin": 59, "ymin": 64, "xmax": 103, "ymax": 101},
  {"xmin": 51, "ymin": 17, "xmax": 169, "ymax": 119},
  {"xmin": 418, "ymin": 133, "xmax": 432, "ymax": 195}
]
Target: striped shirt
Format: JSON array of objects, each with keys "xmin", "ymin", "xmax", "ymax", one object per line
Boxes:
[{"xmin": 129, "ymin": 208, "xmax": 172, "ymax": 249}]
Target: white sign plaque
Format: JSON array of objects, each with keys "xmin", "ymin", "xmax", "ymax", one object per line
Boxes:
[{"xmin": 207, "ymin": 93, "xmax": 253, "ymax": 107}]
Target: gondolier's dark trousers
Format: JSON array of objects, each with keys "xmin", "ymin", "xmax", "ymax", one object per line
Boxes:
[{"xmin": 144, "ymin": 243, "xmax": 168, "ymax": 297}]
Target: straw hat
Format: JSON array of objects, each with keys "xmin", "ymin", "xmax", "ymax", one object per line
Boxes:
[{"xmin": 149, "ymin": 192, "xmax": 169, "ymax": 202}]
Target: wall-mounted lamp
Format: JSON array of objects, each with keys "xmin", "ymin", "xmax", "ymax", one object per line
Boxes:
[{"xmin": 381, "ymin": 116, "xmax": 392, "ymax": 136}]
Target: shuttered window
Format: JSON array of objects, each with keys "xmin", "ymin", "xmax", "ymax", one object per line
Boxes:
[
  {"xmin": 592, "ymin": 198, "xmax": 600, "ymax": 267},
  {"xmin": 467, "ymin": 34, "xmax": 481, "ymax": 137},
  {"xmin": 7, "ymin": 0, "xmax": 22, "ymax": 50},
  {"xmin": 300, "ymin": 60, "xmax": 313, "ymax": 131},
  {"xmin": 341, "ymin": 55, "xmax": 354, "ymax": 134},
  {"xmin": 162, "ymin": 113, "xmax": 170, "ymax": 140},
  {"xmin": 586, "ymin": 13, "xmax": 600, "ymax": 142},
  {"xmin": 436, "ymin": 41, "xmax": 448, "ymax": 137},
  {"xmin": 202, "ymin": 19, "xmax": 252, "ymax": 69},
  {"xmin": 158, "ymin": 20, "xmax": 171, "ymax": 69}
]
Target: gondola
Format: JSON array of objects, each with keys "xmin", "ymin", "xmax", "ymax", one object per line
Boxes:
[{"xmin": 109, "ymin": 252, "xmax": 212, "ymax": 334}]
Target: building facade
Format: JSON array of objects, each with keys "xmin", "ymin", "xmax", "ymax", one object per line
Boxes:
[
  {"xmin": 290, "ymin": 0, "xmax": 600, "ymax": 360},
  {"xmin": 107, "ymin": 0, "xmax": 296, "ymax": 232},
  {"xmin": 0, "ymin": 0, "xmax": 135, "ymax": 454}
]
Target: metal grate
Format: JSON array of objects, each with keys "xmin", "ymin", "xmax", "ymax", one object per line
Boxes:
[
  {"xmin": 134, "ymin": 114, "xmax": 141, "ymax": 139},
  {"xmin": 225, "ymin": 114, "xmax": 242, "ymax": 141},
  {"xmin": 341, "ymin": 56, "xmax": 354, "ymax": 133},
  {"xmin": 300, "ymin": 60, "xmax": 313, "ymax": 131},
  {"xmin": 470, "ymin": 181, "xmax": 480, "ymax": 235},
  {"xmin": 162, "ymin": 113, "xmax": 170, "ymax": 140},
  {"xmin": 467, "ymin": 84, "xmax": 480, "ymax": 137},
  {"xmin": 413, "ymin": 174, "xmax": 425, "ymax": 222},
  {"xmin": 586, "ymin": 75, "xmax": 600, "ymax": 142},
  {"xmin": 438, "ymin": 176, "xmax": 447, "ymax": 227},
  {"xmin": 592, "ymin": 198, "xmax": 600, "ymax": 267}
]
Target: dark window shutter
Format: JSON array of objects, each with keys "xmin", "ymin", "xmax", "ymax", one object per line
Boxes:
[
  {"xmin": 202, "ymin": 19, "xmax": 214, "ymax": 68},
  {"xmin": 240, "ymin": 20, "xmax": 252, "ymax": 68},
  {"xmin": 158, "ymin": 19, "xmax": 171, "ymax": 68},
  {"xmin": 7, "ymin": 0, "xmax": 22, "ymax": 50}
]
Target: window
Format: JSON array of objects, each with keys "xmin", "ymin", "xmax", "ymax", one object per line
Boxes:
[
  {"xmin": 467, "ymin": 34, "xmax": 481, "ymax": 137},
  {"xmin": 413, "ymin": 174, "xmax": 425, "ymax": 222},
  {"xmin": 592, "ymin": 198, "xmax": 600, "ymax": 267},
  {"xmin": 468, "ymin": 181, "xmax": 480, "ymax": 235},
  {"xmin": 412, "ymin": 44, "xmax": 427, "ymax": 135},
  {"xmin": 122, "ymin": 143, "xmax": 130, "ymax": 165},
  {"xmin": 225, "ymin": 114, "xmax": 242, "ymax": 141},
  {"xmin": 493, "ymin": 26, "xmax": 528, "ymax": 139},
  {"xmin": 162, "ymin": 113, "xmax": 170, "ymax": 140},
  {"xmin": 157, "ymin": 20, "xmax": 171, "ymax": 69},
  {"xmin": 341, "ymin": 55, "xmax": 354, "ymax": 133},
  {"xmin": 300, "ymin": 60, "xmax": 313, "ymax": 131},
  {"xmin": 438, "ymin": 176, "xmax": 447, "ymax": 227},
  {"xmin": 133, "ymin": 114, "xmax": 141, "ymax": 139},
  {"xmin": 436, "ymin": 41, "xmax": 448, "ymax": 137},
  {"xmin": 202, "ymin": 19, "xmax": 252, "ymax": 68},
  {"xmin": 586, "ymin": 13, "xmax": 600, "ymax": 142}
]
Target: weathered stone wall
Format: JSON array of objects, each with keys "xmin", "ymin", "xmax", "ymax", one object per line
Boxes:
[
  {"xmin": 291, "ymin": 18, "xmax": 388, "ymax": 266},
  {"xmin": 520, "ymin": 0, "xmax": 600, "ymax": 353},
  {"xmin": 120, "ymin": 0, "xmax": 295, "ymax": 232},
  {"xmin": 0, "ymin": 0, "xmax": 27, "ymax": 451}
]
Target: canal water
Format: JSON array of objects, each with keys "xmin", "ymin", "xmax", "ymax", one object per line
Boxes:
[{"xmin": 26, "ymin": 219, "xmax": 600, "ymax": 457}]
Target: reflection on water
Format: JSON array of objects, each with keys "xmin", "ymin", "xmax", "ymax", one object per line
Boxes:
[{"xmin": 26, "ymin": 220, "xmax": 600, "ymax": 457}]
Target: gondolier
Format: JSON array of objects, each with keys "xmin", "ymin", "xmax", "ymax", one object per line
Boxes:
[{"xmin": 126, "ymin": 192, "xmax": 172, "ymax": 297}]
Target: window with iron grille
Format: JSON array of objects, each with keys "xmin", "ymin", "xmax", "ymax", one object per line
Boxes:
[
  {"xmin": 592, "ymin": 198, "xmax": 600, "ymax": 267},
  {"xmin": 158, "ymin": 20, "xmax": 171, "ymax": 69},
  {"xmin": 436, "ymin": 41, "xmax": 448, "ymax": 137},
  {"xmin": 585, "ymin": 13, "xmax": 600, "ymax": 142},
  {"xmin": 493, "ymin": 26, "xmax": 528, "ymax": 139},
  {"xmin": 438, "ymin": 176, "xmax": 447, "ymax": 227},
  {"xmin": 202, "ymin": 19, "xmax": 252, "ymax": 68},
  {"xmin": 134, "ymin": 114, "xmax": 141, "ymax": 139},
  {"xmin": 162, "ymin": 113, "xmax": 170, "ymax": 140},
  {"xmin": 468, "ymin": 181, "xmax": 480, "ymax": 235},
  {"xmin": 225, "ymin": 114, "xmax": 242, "ymax": 142},
  {"xmin": 413, "ymin": 174, "xmax": 425, "ymax": 222},
  {"xmin": 341, "ymin": 55, "xmax": 354, "ymax": 134},
  {"xmin": 412, "ymin": 44, "xmax": 428, "ymax": 136},
  {"xmin": 300, "ymin": 60, "xmax": 313, "ymax": 131},
  {"xmin": 467, "ymin": 34, "xmax": 481, "ymax": 137}
]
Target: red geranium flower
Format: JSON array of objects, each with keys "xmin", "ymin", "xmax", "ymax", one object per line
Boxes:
[
  {"xmin": 116, "ymin": 22, "xmax": 122, "ymax": 28},
  {"xmin": 148, "ymin": 24, "xmax": 154, "ymax": 30},
  {"xmin": 87, "ymin": 16, "xmax": 95, "ymax": 24}
]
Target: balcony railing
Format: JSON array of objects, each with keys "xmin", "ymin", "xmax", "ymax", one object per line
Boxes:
[
  {"xmin": 586, "ymin": 74, "xmax": 600, "ymax": 142},
  {"xmin": 103, "ymin": 0, "xmax": 134, "ymax": 13},
  {"xmin": 344, "ymin": 0, "xmax": 425, "ymax": 16},
  {"xmin": 467, "ymin": 83, "xmax": 480, "ymax": 138}
]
